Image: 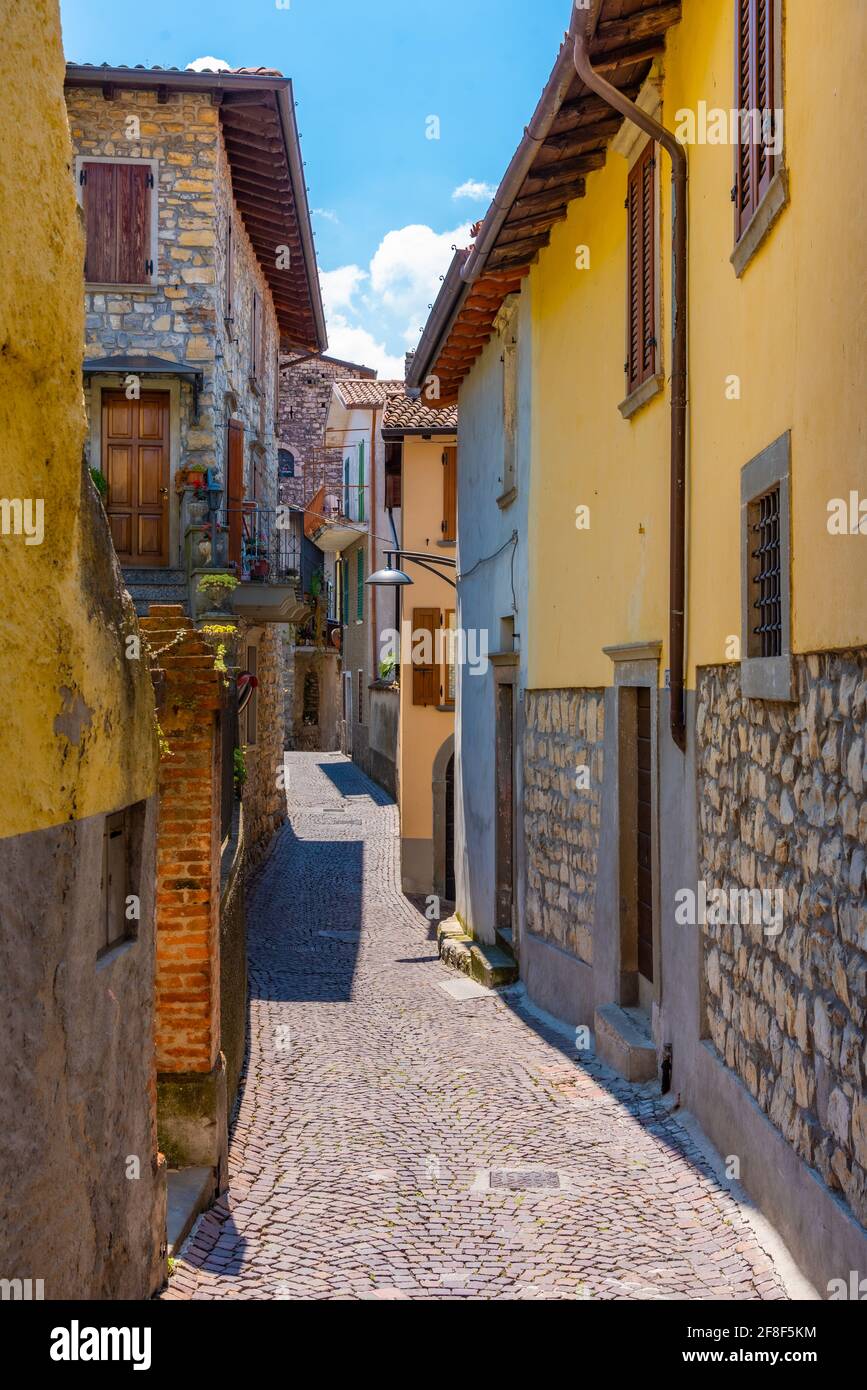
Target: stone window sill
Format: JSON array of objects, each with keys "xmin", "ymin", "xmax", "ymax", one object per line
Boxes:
[
  {"xmin": 741, "ymin": 654, "xmax": 793, "ymax": 702},
  {"xmin": 86, "ymin": 282, "xmax": 158, "ymax": 295},
  {"xmin": 436, "ymin": 704, "xmax": 455, "ymax": 713},
  {"xmin": 619, "ymin": 373, "xmax": 664, "ymax": 420},
  {"xmin": 731, "ymin": 167, "xmax": 789, "ymax": 278},
  {"xmin": 437, "ymin": 539, "xmax": 456, "ymax": 549},
  {"xmin": 497, "ymin": 486, "xmax": 517, "ymax": 510}
]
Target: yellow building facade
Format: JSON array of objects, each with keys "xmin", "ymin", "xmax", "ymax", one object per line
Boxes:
[
  {"xmin": 409, "ymin": 0, "xmax": 867, "ymax": 1293},
  {"xmin": 0, "ymin": 0, "xmax": 164, "ymax": 1296}
]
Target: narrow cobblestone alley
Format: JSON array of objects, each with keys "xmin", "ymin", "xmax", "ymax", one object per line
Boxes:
[{"xmin": 164, "ymin": 753, "xmax": 791, "ymax": 1302}]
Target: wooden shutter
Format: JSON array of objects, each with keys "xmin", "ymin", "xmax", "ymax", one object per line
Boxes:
[
  {"xmin": 442, "ymin": 446, "xmax": 457, "ymax": 541},
  {"xmin": 83, "ymin": 163, "xmax": 117, "ymax": 283},
  {"xmin": 412, "ymin": 607, "xmax": 439, "ymax": 707},
  {"xmin": 83, "ymin": 162, "xmax": 150, "ymax": 285},
  {"xmin": 735, "ymin": 0, "xmax": 776, "ymax": 240},
  {"xmin": 227, "ymin": 420, "xmax": 245, "ymax": 568},
  {"xmin": 116, "ymin": 165, "xmax": 151, "ymax": 284},
  {"xmin": 626, "ymin": 143, "xmax": 656, "ymax": 392},
  {"xmin": 356, "ymin": 548, "xmax": 364, "ymax": 621},
  {"xmin": 357, "ymin": 441, "xmax": 365, "ymax": 522}
]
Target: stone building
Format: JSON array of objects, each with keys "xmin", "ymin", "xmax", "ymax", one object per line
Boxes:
[
  {"xmin": 63, "ymin": 62, "xmax": 326, "ymax": 864},
  {"xmin": 58, "ymin": 58, "xmax": 325, "ymax": 1249},
  {"xmin": 320, "ymin": 379, "xmax": 404, "ymax": 789},
  {"xmin": 408, "ymin": 0, "xmax": 867, "ymax": 1290},
  {"xmin": 0, "ymin": 0, "xmax": 164, "ymax": 1298},
  {"xmin": 276, "ymin": 352, "xmax": 374, "ymax": 749}
]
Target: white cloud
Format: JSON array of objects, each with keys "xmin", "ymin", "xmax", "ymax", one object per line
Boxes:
[
  {"xmin": 452, "ymin": 179, "xmax": 496, "ymax": 201},
  {"xmin": 313, "ymin": 208, "xmax": 340, "ymax": 224},
  {"xmin": 186, "ymin": 56, "xmax": 232, "ymax": 72},
  {"xmin": 319, "ymin": 221, "xmax": 471, "ymax": 379}
]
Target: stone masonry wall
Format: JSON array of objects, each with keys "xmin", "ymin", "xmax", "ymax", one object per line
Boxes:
[
  {"xmin": 242, "ymin": 626, "xmax": 287, "ymax": 863},
  {"xmin": 524, "ymin": 689, "xmax": 605, "ymax": 964},
  {"xmin": 697, "ymin": 653, "xmax": 867, "ymax": 1229},
  {"xmin": 277, "ymin": 353, "xmax": 375, "ymax": 508}
]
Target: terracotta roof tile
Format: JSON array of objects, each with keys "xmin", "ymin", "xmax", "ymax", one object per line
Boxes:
[
  {"xmin": 382, "ymin": 395, "xmax": 458, "ymax": 434},
  {"xmin": 334, "ymin": 379, "xmax": 404, "ymax": 408}
]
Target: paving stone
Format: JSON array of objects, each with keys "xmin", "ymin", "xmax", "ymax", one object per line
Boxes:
[{"xmin": 164, "ymin": 752, "xmax": 789, "ymax": 1302}]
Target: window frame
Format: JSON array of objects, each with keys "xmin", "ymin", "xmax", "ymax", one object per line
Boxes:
[
  {"xmin": 97, "ymin": 803, "xmax": 145, "ymax": 962},
  {"xmin": 75, "ymin": 155, "xmax": 159, "ymax": 292},
  {"xmin": 731, "ymin": 0, "xmax": 788, "ymax": 277},
  {"xmin": 442, "ymin": 608, "xmax": 457, "ymax": 709},
  {"xmin": 441, "ymin": 446, "xmax": 457, "ymax": 542},
  {"xmin": 740, "ymin": 431, "xmax": 793, "ymax": 700},
  {"xmin": 620, "ymin": 138, "xmax": 663, "ymax": 418}
]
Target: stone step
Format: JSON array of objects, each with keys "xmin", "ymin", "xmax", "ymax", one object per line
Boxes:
[
  {"xmin": 594, "ymin": 1003, "xmax": 657, "ymax": 1083},
  {"xmin": 436, "ymin": 917, "xmax": 518, "ymax": 989},
  {"xmin": 469, "ymin": 943, "xmax": 519, "ymax": 989},
  {"xmin": 123, "ymin": 567, "xmax": 187, "ymax": 584},
  {"xmin": 495, "ymin": 924, "xmax": 516, "ymax": 960}
]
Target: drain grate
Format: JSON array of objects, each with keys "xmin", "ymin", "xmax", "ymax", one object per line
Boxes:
[{"xmin": 490, "ymin": 1169, "xmax": 560, "ymax": 1191}]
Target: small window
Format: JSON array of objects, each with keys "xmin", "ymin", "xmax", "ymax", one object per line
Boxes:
[
  {"xmin": 244, "ymin": 644, "xmax": 259, "ymax": 745},
  {"xmin": 278, "ymin": 448, "xmax": 295, "ymax": 479},
  {"xmin": 385, "ymin": 443, "xmax": 402, "ymax": 510},
  {"xmin": 626, "ymin": 142, "xmax": 657, "ymax": 396},
  {"xmin": 98, "ymin": 806, "xmax": 142, "ymax": 959},
  {"xmin": 444, "ymin": 609, "xmax": 457, "ymax": 707},
  {"xmin": 250, "ymin": 291, "xmax": 263, "ymax": 383},
  {"xmin": 356, "ymin": 549, "xmax": 365, "ymax": 621},
  {"xmin": 412, "ymin": 607, "xmax": 439, "ymax": 707},
  {"xmin": 442, "ymin": 447, "xmax": 457, "ymax": 542},
  {"xmin": 80, "ymin": 160, "xmax": 155, "ymax": 286},
  {"xmin": 225, "ymin": 216, "xmax": 234, "ymax": 336},
  {"xmin": 740, "ymin": 431, "xmax": 792, "ymax": 700}
]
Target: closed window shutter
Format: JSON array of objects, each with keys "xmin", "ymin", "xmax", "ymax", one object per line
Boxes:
[
  {"xmin": 84, "ymin": 162, "xmax": 151, "ymax": 285},
  {"xmin": 356, "ymin": 549, "xmax": 364, "ymax": 620},
  {"xmin": 115, "ymin": 164, "xmax": 151, "ymax": 284},
  {"xmin": 412, "ymin": 607, "xmax": 439, "ymax": 707},
  {"xmin": 83, "ymin": 162, "xmax": 118, "ymax": 283},
  {"xmin": 357, "ymin": 441, "xmax": 365, "ymax": 522},
  {"xmin": 442, "ymin": 446, "xmax": 457, "ymax": 540},
  {"xmin": 735, "ymin": 0, "xmax": 775, "ymax": 241},
  {"xmin": 626, "ymin": 144, "xmax": 655, "ymax": 391}
]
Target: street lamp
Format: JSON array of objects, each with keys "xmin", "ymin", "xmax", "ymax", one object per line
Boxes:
[{"xmin": 366, "ymin": 550, "xmax": 456, "ymax": 590}]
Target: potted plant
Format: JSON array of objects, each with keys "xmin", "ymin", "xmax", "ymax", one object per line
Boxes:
[{"xmin": 196, "ymin": 571, "xmax": 239, "ymax": 615}]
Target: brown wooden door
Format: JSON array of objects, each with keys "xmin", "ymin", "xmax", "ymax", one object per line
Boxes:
[
  {"xmin": 102, "ymin": 390, "xmax": 169, "ymax": 565},
  {"xmin": 495, "ymin": 681, "xmax": 514, "ymax": 931},
  {"xmin": 227, "ymin": 419, "xmax": 245, "ymax": 570},
  {"xmin": 636, "ymin": 685, "xmax": 654, "ymax": 982}
]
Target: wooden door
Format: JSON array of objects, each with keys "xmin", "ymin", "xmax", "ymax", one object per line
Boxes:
[
  {"xmin": 227, "ymin": 419, "xmax": 245, "ymax": 570},
  {"xmin": 636, "ymin": 686, "xmax": 654, "ymax": 982},
  {"xmin": 495, "ymin": 681, "xmax": 514, "ymax": 931},
  {"xmin": 102, "ymin": 390, "xmax": 169, "ymax": 565}
]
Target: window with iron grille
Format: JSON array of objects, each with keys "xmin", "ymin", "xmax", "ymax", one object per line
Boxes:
[
  {"xmin": 740, "ymin": 432, "xmax": 792, "ymax": 700},
  {"xmin": 747, "ymin": 486, "xmax": 782, "ymax": 658}
]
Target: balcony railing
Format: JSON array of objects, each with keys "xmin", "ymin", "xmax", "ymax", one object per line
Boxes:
[{"xmin": 221, "ymin": 505, "xmax": 301, "ymax": 583}]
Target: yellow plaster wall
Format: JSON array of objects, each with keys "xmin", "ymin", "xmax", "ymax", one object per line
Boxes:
[
  {"xmin": 0, "ymin": 0, "xmax": 158, "ymax": 839},
  {"xmin": 528, "ymin": 0, "xmax": 867, "ymax": 691},
  {"xmin": 398, "ymin": 435, "xmax": 456, "ymax": 841}
]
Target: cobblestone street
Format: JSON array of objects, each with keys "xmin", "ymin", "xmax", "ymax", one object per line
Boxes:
[{"xmin": 164, "ymin": 753, "xmax": 791, "ymax": 1302}]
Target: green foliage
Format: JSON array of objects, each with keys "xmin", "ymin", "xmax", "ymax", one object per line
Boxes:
[
  {"xmin": 233, "ymin": 746, "xmax": 247, "ymax": 790},
  {"xmin": 89, "ymin": 467, "xmax": 108, "ymax": 499},
  {"xmin": 198, "ymin": 572, "xmax": 239, "ymax": 595}
]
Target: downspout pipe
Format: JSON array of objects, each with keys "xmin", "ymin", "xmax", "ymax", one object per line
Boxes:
[{"xmin": 573, "ymin": 13, "xmax": 688, "ymax": 752}]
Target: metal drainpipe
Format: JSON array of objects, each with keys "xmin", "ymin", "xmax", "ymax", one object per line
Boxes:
[{"xmin": 573, "ymin": 16, "xmax": 688, "ymax": 752}]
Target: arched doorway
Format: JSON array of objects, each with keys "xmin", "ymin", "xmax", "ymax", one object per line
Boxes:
[{"xmin": 432, "ymin": 733, "xmax": 455, "ymax": 904}]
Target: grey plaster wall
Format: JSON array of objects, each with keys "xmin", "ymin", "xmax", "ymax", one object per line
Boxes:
[
  {"xmin": 454, "ymin": 287, "xmax": 531, "ymax": 945},
  {"xmin": 0, "ymin": 800, "xmax": 165, "ymax": 1300}
]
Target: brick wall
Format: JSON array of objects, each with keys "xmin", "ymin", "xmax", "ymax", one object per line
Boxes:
[
  {"xmin": 697, "ymin": 653, "xmax": 867, "ymax": 1229},
  {"xmin": 143, "ymin": 606, "xmax": 224, "ymax": 1074},
  {"xmin": 524, "ymin": 689, "xmax": 605, "ymax": 963}
]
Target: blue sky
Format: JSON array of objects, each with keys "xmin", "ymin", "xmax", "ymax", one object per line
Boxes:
[{"xmin": 59, "ymin": 0, "xmax": 568, "ymax": 374}]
